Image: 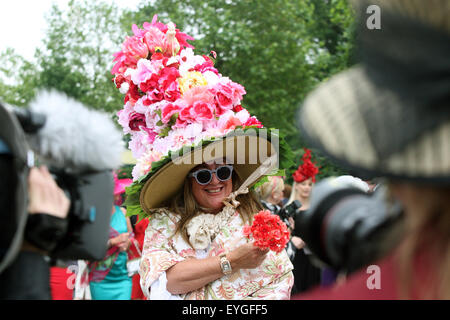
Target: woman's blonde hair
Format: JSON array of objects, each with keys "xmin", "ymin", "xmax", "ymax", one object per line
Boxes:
[
  {"xmin": 168, "ymin": 169, "xmax": 263, "ymax": 247},
  {"xmin": 286, "ymin": 181, "xmax": 299, "ymax": 205},
  {"xmin": 255, "ymin": 176, "xmax": 284, "ymax": 202}
]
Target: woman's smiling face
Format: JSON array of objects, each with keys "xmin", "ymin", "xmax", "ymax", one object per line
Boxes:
[{"xmin": 190, "ymin": 162, "xmax": 233, "ymax": 213}]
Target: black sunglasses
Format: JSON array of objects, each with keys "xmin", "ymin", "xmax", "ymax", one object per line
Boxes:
[{"xmin": 189, "ymin": 165, "xmax": 234, "ymax": 185}]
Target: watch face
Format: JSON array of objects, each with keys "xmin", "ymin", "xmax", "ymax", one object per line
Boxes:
[
  {"xmin": 223, "ymin": 262, "xmax": 231, "ymax": 272},
  {"xmin": 221, "ymin": 258, "xmax": 232, "ymax": 274}
]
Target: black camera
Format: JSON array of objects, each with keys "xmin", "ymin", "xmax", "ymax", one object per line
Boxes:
[
  {"xmin": 0, "ymin": 92, "xmax": 122, "ymax": 273},
  {"xmin": 277, "ymin": 200, "xmax": 302, "ymax": 221},
  {"xmin": 294, "ymin": 178, "xmax": 404, "ymax": 274}
]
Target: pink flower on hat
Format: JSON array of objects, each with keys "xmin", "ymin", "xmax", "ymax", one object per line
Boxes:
[
  {"xmin": 123, "ymin": 36, "xmax": 149, "ymax": 62},
  {"xmin": 161, "ymin": 103, "xmax": 180, "ymax": 124},
  {"xmin": 191, "ymin": 101, "xmax": 214, "ymax": 121}
]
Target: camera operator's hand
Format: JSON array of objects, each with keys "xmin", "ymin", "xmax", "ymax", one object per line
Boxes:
[{"xmin": 27, "ymin": 166, "xmax": 70, "ymax": 218}]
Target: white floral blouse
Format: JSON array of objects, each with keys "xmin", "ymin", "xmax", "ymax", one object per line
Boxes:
[{"xmin": 139, "ymin": 208, "xmax": 294, "ymax": 300}]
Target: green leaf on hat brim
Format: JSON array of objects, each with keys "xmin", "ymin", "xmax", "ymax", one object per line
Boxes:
[{"xmin": 124, "ymin": 127, "xmax": 295, "ymax": 221}]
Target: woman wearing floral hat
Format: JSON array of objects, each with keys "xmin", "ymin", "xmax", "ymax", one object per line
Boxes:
[
  {"xmin": 112, "ymin": 16, "xmax": 294, "ymax": 299},
  {"xmin": 287, "ymin": 149, "xmax": 322, "ymax": 294}
]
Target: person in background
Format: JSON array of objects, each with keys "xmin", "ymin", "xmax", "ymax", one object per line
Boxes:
[
  {"xmin": 130, "ymin": 217, "xmax": 149, "ymax": 300},
  {"xmin": 294, "ymin": 0, "xmax": 450, "ymax": 299},
  {"xmin": 88, "ymin": 172, "xmax": 133, "ymax": 300},
  {"xmin": 255, "ymin": 176, "xmax": 296, "ymax": 263},
  {"xmin": 281, "ymin": 183, "xmax": 292, "ymax": 207},
  {"xmin": 287, "ymin": 148, "xmax": 322, "ymax": 295}
]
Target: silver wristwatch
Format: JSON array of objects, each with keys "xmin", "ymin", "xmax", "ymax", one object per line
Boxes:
[{"xmin": 219, "ymin": 253, "xmax": 232, "ymax": 275}]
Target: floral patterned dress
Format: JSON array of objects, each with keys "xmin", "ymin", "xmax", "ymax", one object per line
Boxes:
[{"xmin": 139, "ymin": 208, "xmax": 294, "ymax": 300}]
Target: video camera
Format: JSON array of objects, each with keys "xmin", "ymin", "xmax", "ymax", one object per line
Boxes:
[
  {"xmin": 0, "ymin": 91, "xmax": 124, "ymax": 273},
  {"xmin": 294, "ymin": 177, "xmax": 404, "ymax": 274}
]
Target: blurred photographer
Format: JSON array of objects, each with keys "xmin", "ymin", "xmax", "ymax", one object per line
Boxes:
[
  {"xmin": 0, "ymin": 90, "xmax": 124, "ymax": 299},
  {"xmin": 293, "ymin": 0, "xmax": 450, "ymax": 299}
]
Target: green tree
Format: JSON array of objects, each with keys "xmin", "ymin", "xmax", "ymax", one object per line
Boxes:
[
  {"xmin": 36, "ymin": 0, "xmax": 125, "ymax": 112},
  {"xmin": 0, "ymin": 48, "xmax": 39, "ymax": 106}
]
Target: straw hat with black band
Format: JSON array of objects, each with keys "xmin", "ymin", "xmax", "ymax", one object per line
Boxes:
[{"xmin": 297, "ymin": 0, "xmax": 450, "ymax": 184}]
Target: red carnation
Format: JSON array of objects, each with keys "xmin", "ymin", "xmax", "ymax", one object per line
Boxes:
[{"xmin": 243, "ymin": 210, "xmax": 290, "ymax": 254}]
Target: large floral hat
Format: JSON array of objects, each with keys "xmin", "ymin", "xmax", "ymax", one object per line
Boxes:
[{"xmin": 112, "ymin": 15, "xmax": 294, "ymax": 219}]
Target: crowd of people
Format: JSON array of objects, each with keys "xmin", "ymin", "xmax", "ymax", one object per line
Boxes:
[
  {"xmin": 45, "ymin": 155, "xmax": 376, "ymax": 300},
  {"xmin": 1, "ymin": 0, "xmax": 449, "ymax": 300}
]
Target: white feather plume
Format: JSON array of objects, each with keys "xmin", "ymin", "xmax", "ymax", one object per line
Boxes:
[{"xmin": 28, "ymin": 90, "xmax": 124, "ymax": 172}]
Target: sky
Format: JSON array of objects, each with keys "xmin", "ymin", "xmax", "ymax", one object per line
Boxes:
[{"xmin": 0, "ymin": 0, "xmax": 143, "ymax": 62}]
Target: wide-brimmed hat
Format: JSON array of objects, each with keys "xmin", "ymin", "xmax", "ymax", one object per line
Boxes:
[
  {"xmin": 112, "ymin": 15, "xmax": 294, "ymax": 218},
  {"xmin": 297, "ymin": 0, "xmax": 450, "ymax": 184}
]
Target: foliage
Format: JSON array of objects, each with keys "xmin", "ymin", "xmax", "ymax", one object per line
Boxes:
[
  {"xmin": 0, "ymin": 48, "xmax": 39, "ymax": 106},
  {"xmin": 35, "ymin": 0, "xmax": 125, "ymax": 113},
  {"xmin": 0, "ymin": 0, "xmax": 356, "ymax": 178}
]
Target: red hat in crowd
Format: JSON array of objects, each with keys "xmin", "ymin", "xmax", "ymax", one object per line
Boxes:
[{"xmin": 292, "ymin": 148, "xmax": 319, "ymax": 183}]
